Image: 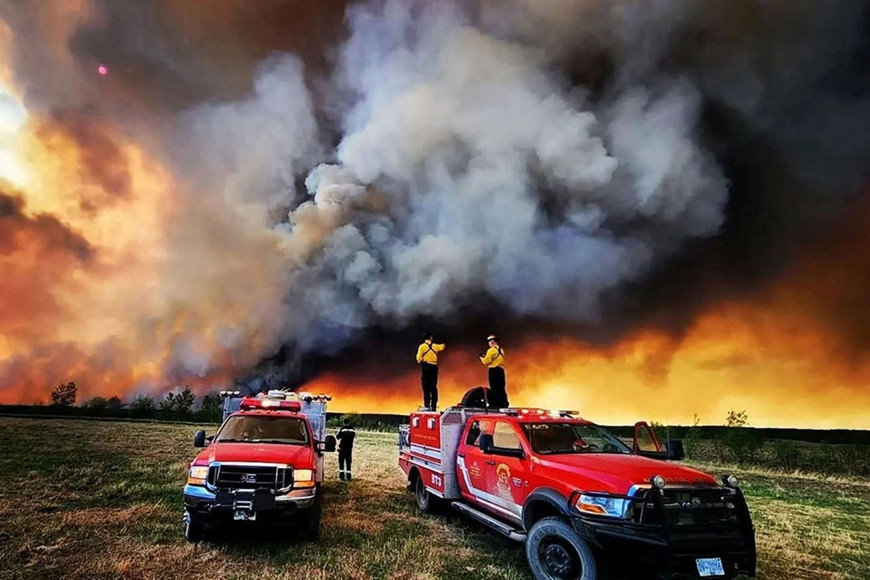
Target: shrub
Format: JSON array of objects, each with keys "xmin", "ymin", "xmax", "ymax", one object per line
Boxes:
[
  {"xmin": 129, "ymin": 395, "xmax": 155, "ymax": 418},
  {"xmin": 83, "ymin": 397, "xmax": 108, "ymax": 411}
]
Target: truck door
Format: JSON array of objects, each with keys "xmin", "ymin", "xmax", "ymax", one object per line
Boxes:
[
  {"xmin": 482, "ymin": 420, "xmax": 528, "ymax": 520},
  {"xmin": 458, "ymin": 419, "xmax": 492, "ymax": 498},
  {"xmin": 633, "ymin": 421, "xmax": 662, "ymax": 454}
]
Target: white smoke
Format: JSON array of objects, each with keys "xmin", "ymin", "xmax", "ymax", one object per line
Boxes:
[
  {"xmin": 238, "ymin": 0, "xmax": 728, "ymax": 356},
  {"xmin": 161, "ymin": 0, "xmax": 730, "ymax": 371}
]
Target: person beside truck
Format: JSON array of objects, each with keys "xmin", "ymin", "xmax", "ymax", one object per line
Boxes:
[{"xmin": 336, "ymin": 418, "xmax": 356, "ymax": 481}]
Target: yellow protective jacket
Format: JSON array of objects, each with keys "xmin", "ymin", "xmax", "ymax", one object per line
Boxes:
[
  {"xmin": 416, "ymin": 341, "xmax": 445, "ymax": 365},
  {"xmin": 480, "ymin": 346, "xmax": 505, "ymax": 368}
]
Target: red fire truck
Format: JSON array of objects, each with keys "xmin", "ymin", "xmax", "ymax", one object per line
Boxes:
[
  {"xmin": 183, "ymin": 391, "xmax": 336, "ymax": 542},
  {"xmin": 398, "ymin": 391, "xmax": 756, "ymax": 579}
]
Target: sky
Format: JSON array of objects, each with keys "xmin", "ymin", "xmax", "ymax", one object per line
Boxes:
[{"xmin": 0, "ymin": 1, "xmax": 868, "ymax": 428}]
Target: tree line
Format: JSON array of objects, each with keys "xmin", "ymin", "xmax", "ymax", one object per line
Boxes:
[{"xmin": 46, "ymin": 381, "xmax": 224, "ymax": 422}]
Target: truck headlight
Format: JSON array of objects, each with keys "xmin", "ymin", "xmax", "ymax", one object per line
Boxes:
[
  {"xmin": 187, "ymin": 465, "xmax": 208, "ymax": 486},
  {"xmin": 293, "ymin": 469, "xmax": 315, "ymax": 488},
  {"xmin": 576, "ymin": 494, "xmax": 629, "ymax": 518}
]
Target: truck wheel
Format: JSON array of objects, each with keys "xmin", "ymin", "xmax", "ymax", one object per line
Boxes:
[
  {"xmin": 300, "ymin": 491, "xmax": 323, "ymax": 541},
  {"xmin": 526, "ymin": 517, "xmax": 597, "ymax": 580},
  {"xmin": 459, "ymin": 386, "xmax": 489, "ymax": 408},
  {"xmin": 415, "ymin": 473, "xmax": 438, "ymax": 513},
  {"xmin": 183, "ymin": 511, "xmax": 204, "ymax": 543}
]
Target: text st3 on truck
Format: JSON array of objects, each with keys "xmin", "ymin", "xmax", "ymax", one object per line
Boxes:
[
  {"xmin": 398, "ymin": 388, "xmax": 756, "ymax": 580},
  {"xmin": 183, "ymin": 390, "xmax": 336, "ymax": 542}
]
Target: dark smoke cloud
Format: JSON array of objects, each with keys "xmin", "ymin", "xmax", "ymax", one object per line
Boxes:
[
  {"xmin": 0, "ymin": 188, "xmax": 94, "ymax": 345},
  {"xmin": 0, "ymin": 189, "xmax": 93, "ymax": 262}
]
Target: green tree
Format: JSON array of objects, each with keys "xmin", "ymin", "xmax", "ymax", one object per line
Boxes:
[
  {"xmin": 107, "ymin": 396, "xmax": 122, "ymax": 410},
  {"xmin": 84, "ymin": 397, "xmax": 108, "ymax": 410},
  {"xmin": 160, "ymin": 386, "xmax": 196, "ymax": 416},
  {"xmin": 722, "ymin": 409, "xmax": 761, "ymax": 463},
  {"xmin": 725, "ymin": 409, "xmax": 749, "ymax": 428},
  {"xmin": 129, "ymin": 395, "xmax": 155, "ymax": 418},
  {"xmin": 199, "ymin": 393, "xmax": 223, "ymax": 422},
  {"xmin": 50, "ymin": 382, "xmax": 77, "ymax": 407}
]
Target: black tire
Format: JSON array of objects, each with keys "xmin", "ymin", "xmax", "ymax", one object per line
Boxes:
[
  {"xmin": 300, "ymin": 490, "xmax": 323, "ymax": 541},
  {"xmin": 183, "ymin": 510, "xmax": 204, "ymax": 543},
  {"xmin": 459, "ymin": 386, "xmax": 490, "ymax": 408},
  {"xmin": 526, "ymin": 517, "xmax": 597, "ymax": 580},
  {"xmin": 415, "ymin": 473, "xmax": 438, "ymax": 513}
]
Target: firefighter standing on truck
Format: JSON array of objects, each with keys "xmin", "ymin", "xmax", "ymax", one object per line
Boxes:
[
  {"xmin": 480, "ymin": 334, "xmax": 508, "ymax": 409},
  {"xmin": 416, "ymin": 332, "xmax": 445, "ymax": 411},
  {"xmin": 336, "ymin": 418, "xmax": 356, "ymax": 481}
]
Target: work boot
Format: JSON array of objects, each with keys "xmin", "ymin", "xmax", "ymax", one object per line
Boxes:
[{"xmin": 339, "ymin": 472, "xmax": 345, "ymax": 481}]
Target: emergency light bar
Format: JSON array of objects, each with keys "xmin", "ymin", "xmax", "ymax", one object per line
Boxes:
[
  {"xmin": 498, "ymin": 408, "xmax": 578, "ymax": 417},
  {"xmin": 239, "ymin": 397, "xmax": 302, "ymax": 412}
]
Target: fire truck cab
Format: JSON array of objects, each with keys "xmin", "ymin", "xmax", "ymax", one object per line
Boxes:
[
  {"xmin": 183, "ymin": 390, "xmax": 336, "ymax": 542},
  {"xmin": 398, "ymin": 398, "xmax": 756, "ymax": 579}
]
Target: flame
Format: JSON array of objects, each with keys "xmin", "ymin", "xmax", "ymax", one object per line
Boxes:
[
  {"xmin": 312, "ymin": 292, "xmax": 870, "ymax": 429},
  {"xmin": 0, "ymin": 92, "xmax": 260, "ymax": 402}
]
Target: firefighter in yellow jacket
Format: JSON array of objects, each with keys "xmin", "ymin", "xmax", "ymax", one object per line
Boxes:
[
  {"xmin": 480, "ymin": 334, "xmax": 508, "ymax": 409},
  {"xmin": 416, "ymin": 332, "xmax": 445, "ymax": 410}
]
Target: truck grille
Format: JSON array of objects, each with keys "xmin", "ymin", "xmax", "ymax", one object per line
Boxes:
[
  {"xmin": 633, "ymin": 487, "xmax": 738, "ymax": 530},
  {"xmin": 208, "ymin": 464, "xmax": 291, "ymax": 491}
]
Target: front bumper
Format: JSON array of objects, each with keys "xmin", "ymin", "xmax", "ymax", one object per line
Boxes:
[
  {"xmin": 570, "ymin": 487, "xmax": 756, "ymax": 579},
  {"xmin": 183, "ymin": 484, "xmax": 317, "ymax": 524}
]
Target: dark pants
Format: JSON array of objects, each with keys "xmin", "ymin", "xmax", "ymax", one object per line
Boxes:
[
  {"xmin": 421, "ymin": 363, "xmax": 438, "ymax": 410},
  {"xmin": 488, "ymin": 366, "xmax": 508, "ymax": 409},
  {"xmin": 338, "ymin": 448, "xmax": 352, "ymax": 481}
]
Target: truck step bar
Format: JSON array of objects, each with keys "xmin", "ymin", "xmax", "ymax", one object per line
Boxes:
[{"xmin": 450, "ymin": 502, "xmax": 526, "ymax": 542}]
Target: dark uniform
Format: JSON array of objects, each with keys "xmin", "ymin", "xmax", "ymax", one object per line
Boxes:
[
  {"xmin": 416, "ymin": 336, "xmax": 445, "ymax": 411},
  {"xmin": 480, "ymin": 335, "xmax": 508, "ymax": 409},
  {"xmin": 336, "ymin": 422, "xmax": 356, "ymax": 481}
]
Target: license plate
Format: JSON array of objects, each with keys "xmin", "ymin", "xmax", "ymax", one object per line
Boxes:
[
  {"xmin": 696, "ymin": 557, "xmax": 725, "ymax": 577},
  {"xmin": 233, "ymin": 510, "xmax": 256, "ymax": 521}
]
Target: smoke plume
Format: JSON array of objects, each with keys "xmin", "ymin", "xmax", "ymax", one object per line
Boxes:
[{"xmin": 0, "ymin": 0, "xmax": 868, "ymax": 426}]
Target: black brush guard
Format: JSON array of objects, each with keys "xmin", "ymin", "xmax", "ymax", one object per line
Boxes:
[{"xmin": 567, "ymin": 486, "xmax": 756, "ymax": 579}]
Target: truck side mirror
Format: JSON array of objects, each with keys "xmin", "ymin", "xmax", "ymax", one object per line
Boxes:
[
  {"xmin": 323, "ymin": 435, "xmax": 336, "ymax": 453},
  {"xmin": 666, "ymin": 439, "xmax": 685, "ymax": 461},
  {"xmin": 479, "ymin": 433, "xmax": 494, "ymax": 454},
  {"xmin": 193, "ymin": 430, "xmax": 207, "ymax": 448}
]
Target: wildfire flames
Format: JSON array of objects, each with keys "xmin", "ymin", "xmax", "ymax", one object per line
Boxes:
[{"xmin": 1, "ymin": 1, "xmax": 868, "ymax": 428}]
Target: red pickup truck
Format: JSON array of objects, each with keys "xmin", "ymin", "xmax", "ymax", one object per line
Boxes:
[
  {"xmin": 398, "ymin": 397, "xmax": 756, "ymax": 579},
  {"xmin": 183, "ymin": 392, "xmax": 336, "ymax": 542}
]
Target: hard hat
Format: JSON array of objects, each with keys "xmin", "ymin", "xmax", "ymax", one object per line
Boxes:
[{"xmin": 487, "ymin": 334, "xmax": 497, "ymax": 341}]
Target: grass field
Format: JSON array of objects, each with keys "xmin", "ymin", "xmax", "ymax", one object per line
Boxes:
[{"xmin": 0, "ymin": 417, "xmax": 867, "ymax": 579}]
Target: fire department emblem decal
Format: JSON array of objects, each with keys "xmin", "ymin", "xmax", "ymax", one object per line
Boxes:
[
  {"xmin": 496, "ymin": 463, "xmax": 511, "ymax": 494},
  {"xmin": 469, "ymin": 461, "xmax": 482, "ymax": 478}
]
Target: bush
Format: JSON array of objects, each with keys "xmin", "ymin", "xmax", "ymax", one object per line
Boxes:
[
  {"xmin": 197, "ymin": 394, "xmax": 223, "ymax": 423},
  {"xmin": 83, "ymin": 397, "xmax": 108, "ymax": 411},
  {"xmin": 129, "ymin": 395, "xmax": 155, "ymax": 418}
]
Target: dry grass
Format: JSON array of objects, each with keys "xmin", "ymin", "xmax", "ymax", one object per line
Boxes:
[
  {"xmin": 0, "ymin": 418, "xmax": 866, "ymax": 579},
  {"xmin": 685, "ymin": 463, "xmax": 870, "ymax": 579}
]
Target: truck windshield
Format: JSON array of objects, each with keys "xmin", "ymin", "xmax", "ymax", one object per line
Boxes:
[
  {"xmin": 521, "ymin": 423, "xmax": 631, "ymax": 455},
  {"xmin": 215, "ymin": 416, "xmax": 309, "ymax": 445}
]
